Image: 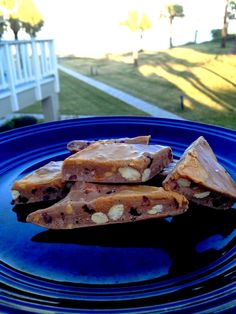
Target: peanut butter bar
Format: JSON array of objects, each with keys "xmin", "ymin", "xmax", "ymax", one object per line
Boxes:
[
  {"xmin": 26, "ymin": 182, "xmax": 188, "ymax": 229},
  {"xmin": 163, "ymin": 136, "xmax": 236, "ymax": 209},
  {"xmin": 62, "ymin": 142, "xmax": 173, "ymax": 183},
  {"xmin": 11, "ymin": 161, "xmax": 71, "ymax": 205},
  {"xmin": 67, "ymin": 135, "xmax": 151, "ymax": 153}
]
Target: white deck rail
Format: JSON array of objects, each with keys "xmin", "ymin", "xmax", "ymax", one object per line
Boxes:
[{"xmin": 0, "ymin": 39, "xmax": 59, "ymax": 120}]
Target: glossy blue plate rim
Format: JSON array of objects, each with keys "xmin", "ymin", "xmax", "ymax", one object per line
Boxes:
[{"xmin": 0, "ymin": 116, "xmax": 235, "ymax": 314}]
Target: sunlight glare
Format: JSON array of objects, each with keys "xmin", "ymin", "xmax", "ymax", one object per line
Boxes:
[
  {"xmin": 32, "ymin": 0, "xmax": 230, "ymax": 57},
  {"xmin": 139, "ymin": 64, "xmax": 225, "ymax": 111}
]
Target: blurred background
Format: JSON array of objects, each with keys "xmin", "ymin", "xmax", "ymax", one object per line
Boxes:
[{"xmin": 0, "ymin": 0, "xmax": 236, "ymax": 130}]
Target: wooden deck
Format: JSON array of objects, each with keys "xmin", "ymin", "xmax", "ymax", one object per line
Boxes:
[{"xmin": 0, "ymin": 39, "xmax": 60, "ymax": 121}]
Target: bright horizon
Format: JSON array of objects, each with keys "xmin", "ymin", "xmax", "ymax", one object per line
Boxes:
[{"xmin": 3, "ymin": 0, "xmax": 236, "ymax": 57}]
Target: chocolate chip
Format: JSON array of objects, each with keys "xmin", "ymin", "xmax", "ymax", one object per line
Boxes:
[
  {"xmin": 106, "ymin": 189, "xmax": 116, "ymax": 194},
  {"xmin": 82, "ymin": 205, "xmax": 95, "ymax": 214},
  {"xmin": 31, "ymin": 188, "xmax": 38, "ymax": 194},
  {"xmin": 142, "ymin": 196, "xmax": 150, "ymax": 206},
  {"xmin": 84, "ymin": 168, "xmax": 90, "ymax": 175},
  {"xmin": 45, "ymin": 187, "xmax": 57, "ymax": 194},
  {"xmin": 42, "ymin": 212, "xmax": 52, "ymax": 224},
  {"xmin": 69, "ymin": 175, "xmax": 77, "ymax": 180},
  {"xmin": 60, "ymin": 212, "xmax": 65, "ymax": 220},
  {"xmin": 129, "ymin": 207, "xmax": 141, "ymax": 216}
]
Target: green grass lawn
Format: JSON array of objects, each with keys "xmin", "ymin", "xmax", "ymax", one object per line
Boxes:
[
  {"xmin": 59, "ymin": 40, "xmax": 236, "ymax": 129},
  {"xmin": 20, "ymin": 71, "xmax": 148, "ymax": 117},
  {"xmin": 21, "ymin": 40, "xmax": 236, "ymax": 129}
]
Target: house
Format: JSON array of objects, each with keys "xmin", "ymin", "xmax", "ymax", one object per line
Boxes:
[{"xmin": 0, "ymin": 39, "xmax": 59, "ymax": 121}]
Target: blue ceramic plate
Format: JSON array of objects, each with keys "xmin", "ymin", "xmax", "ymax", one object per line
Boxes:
[{"xmin": 0, "ymin": 117, "xmax": 235, "ymax": 313}]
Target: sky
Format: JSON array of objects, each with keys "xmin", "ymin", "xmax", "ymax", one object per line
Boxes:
[{"xmin": 4, "ymin": 0, "xmax": 236, "ymax": 57}]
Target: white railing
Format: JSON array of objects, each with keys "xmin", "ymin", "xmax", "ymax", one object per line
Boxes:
[{"xmin": 0, "ymin": 39, "xmax": 59, "ymax": 111}]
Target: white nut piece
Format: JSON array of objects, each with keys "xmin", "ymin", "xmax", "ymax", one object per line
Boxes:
[
  {"xmin": 108, "ymin": 204, "xmax": 124, "ymax": 221},
  {"xmin": 177, "ymin": 178, "xmax": 191, "ymax": 187},
  {"xmin": 11, "ymin": 190, "xmax": 20, "ymax": 200},
  {"xmin": 142, "ymin": 168, "xmax": 151, "ymax": 182},
  {"xmin": 91, "ymin": 212, "xmax": 108, "ymax": 224},
  {"xmin": 118, "ymin": 167, "xmax": 141, "ymax": 181},
  {"xmin": 147, "ymin": 204, "xmax": 163, "ymax": 214},
  {"xmin": 193, "ymin": 191, "xmax": 210, "ymax": 199}
]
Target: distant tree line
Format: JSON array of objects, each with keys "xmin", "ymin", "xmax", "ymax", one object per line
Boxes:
[
  {"xmin": 0, "ymin": 0, "xmax": 43, "ymax": 40},
  {"xmin": 121, "ymin": 1, "xmax": 236, "ymax": 65}
]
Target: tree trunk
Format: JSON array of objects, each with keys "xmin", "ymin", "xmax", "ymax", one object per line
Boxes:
[
  {"xmin": 10, "ymin": 19, "xmax": 20, "ymax": 40},
  {"xmin": 139, "ymin": 30, "xmax": 144, "ymax": 52},
  {"xmin": 132, "ymin": 32, "xmax": 139, "ymax": 67},
  {"xmin": 194, "ymin": 30, "xmax": 198, "ymax": 44},
  {"xmin": 222, "ymin": 0, "xmax": 229, "ymax": 48},
  {"xmin": 132, "ymin": 50, "xmax": 138, "ymax": 67},
  {"xmin": 14, "ymin": 31, "xmax": 18, "ymax": 40},
  {"xmin": 169, "ymin": 16, "xmax": 173, "ymax": 48}
]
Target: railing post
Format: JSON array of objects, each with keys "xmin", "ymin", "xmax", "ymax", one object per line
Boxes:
[
  {"xmin": 31, "ymin": 39, "xmax": 42, "ymax": 100},
  {"xmin": 0, "ymin": 46, "xmax": 7, "ymax": 90},
  {"xmin": 49, "ymin": 40, "xmax": 60, "ymax": 93},
  {"xmin": 4, "ymin": 43, "xmax": 19, "ymax": 111},
  {"xmin": 20, "ymin": 42, "xmax": 29, "ymax": 80},
  {"xmin": 0, "ymin": 39, "xmax": 60, "ymax": 120}
]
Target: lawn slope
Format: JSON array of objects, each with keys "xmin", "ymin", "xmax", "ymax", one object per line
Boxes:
[
  {"xmin": 20, "ymin": 71, "xmax": 149, "ymax": 117},
  {"xmin": 61, "ymin": 41, "xmax": 236, "ymax": 129}
]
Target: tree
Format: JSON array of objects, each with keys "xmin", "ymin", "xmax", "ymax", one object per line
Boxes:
[
  {"xmin": 0, "ymin": 0, "xmax": 43, "ymax": 40},
  {"xmin": 0, "ymin": 15, "xmax": 7, "ymax": 39},
  {"xmin": 18, "ymin": 0, "xmax": 44, "ymax": 38},
  {"xmin": 8, "ymin": 17, "xmax": 20, "ymax": 39},
  {"xmin": 162, "ymin": 4, "xmax": 184, "ymax": 48},
  {"xmin": 222, "ymin": 0, "xmax": 236, "ymax": 48},
  {"xmin": 22, "ymin": 19, "xmax": 44, "ymax": 38},
  {"xmin": 121, "ymin": 10, "xmax": 152, "ymax": 66},
  {"xmin": 0, "ymin": 0, "xmax": 17, "ymax": 38}
]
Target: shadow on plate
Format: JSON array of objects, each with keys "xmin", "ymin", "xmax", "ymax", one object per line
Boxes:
[
  {"xmin": 12, "ymin": 202, "xmax": 236, "ymax": 276},
  {"xmin": 24, "ymin": 205, "xmax": 235, "ymax": 276}
]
